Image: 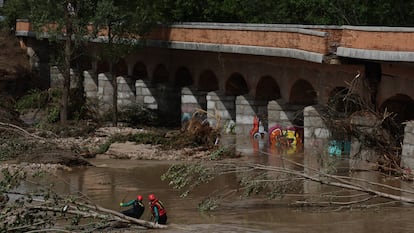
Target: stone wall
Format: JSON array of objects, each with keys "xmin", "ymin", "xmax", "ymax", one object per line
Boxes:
[
  {"xmin": 303, "ymin": 105, "xmax": 331, "ymax": 152},
  {"xmin": 207, "ymin": 91, "xmax": 235, "ymax": 128},
  {"xmin": 235, "ymin": 95, "xmax": 268, "ymax": 135},
  {"xmin": 268, "ymin": 100, "xmax": 303, "ymax": 128},
  {"xmin": 402, "ymin": 121, "xmax": 414, "ymax": 169},
  {"xmin": 181, "ymin": 87, "xmax": 207, "ymax": 122}
]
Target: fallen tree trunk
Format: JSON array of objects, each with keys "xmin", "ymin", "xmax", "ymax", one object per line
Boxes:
[{"xmin": 28, "ymin": 203, "xmax": 166, "ymax": 229}]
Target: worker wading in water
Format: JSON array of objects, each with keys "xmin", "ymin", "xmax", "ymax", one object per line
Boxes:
[
  {"xmin": 119, "ymin": 195, "xmax": 145, "ymax": 219},
  {"xmin": 148, "ymin": 194, "xmax": 167, "ymax": 224}
]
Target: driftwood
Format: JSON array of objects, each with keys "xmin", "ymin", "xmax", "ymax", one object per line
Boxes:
[
  {"xmin": 0, "ymin": 121, "xmax": 45, "ymax": 140},
  {"xmin": 185, "ymin": 152, "xmax": 414, "ymax": 210},
  {"xmin": 27, "ymin": 202, "xmax": 166, "ymax": 229}
]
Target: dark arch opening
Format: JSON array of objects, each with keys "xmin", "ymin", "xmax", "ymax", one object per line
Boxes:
[
  {"xmin": 73, "ymin": 55, "xmax": 92, "ymax": 71},
  {"xmin": 256, "ymin": 75, "xmax": 281, "ymax": 100},
  {"xmin": 380, "ymin": 94, "xmax": 414, "ymax": 124},
  {"xmin": 152, "ymin": 64, "xmax": 169, "ymax": 83},
  {"xmin": 198, "ymin": 70, "xmax": 219, "ymax": 91},
  {"xmin": 114, "ymin": 59, "xmax": 128, "ymax": 77},
  {"xmin": 289, "ymin": 79, "xmax": 317, "ymax": 105},
  {"xmin": 97, "ymin": 60, "xmax": 109, "ymax": 74},
  {"xmin": 133, "ymin": 62, "xmax": 148, "ymax": 80},
  {"xmin": 225, "ymin": 73, "xmax": 249, "ymax": 96},
  {"xmin": 328, "ymin": 87, "xmax": 362, "ymax": 115},
  {"xmin": 174, "ymin": 67, "xmax": 193, "ymax": 87}
]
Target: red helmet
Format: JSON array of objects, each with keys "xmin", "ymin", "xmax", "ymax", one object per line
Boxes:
[
  {"xmin": 148, "ymin": 194, "xmax": 156, "ymax": 201},
  {"xmin": 137, "ymin": 195, "xmax": 143, "ymax": 201}
]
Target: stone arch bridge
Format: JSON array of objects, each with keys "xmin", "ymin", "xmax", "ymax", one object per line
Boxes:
[{"xmin": 15, "ymin": 20, "xmax": 414, "ymax": 167}]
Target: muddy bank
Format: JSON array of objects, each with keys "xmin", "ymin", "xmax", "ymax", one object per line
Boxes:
[{"xmin": 1, "ymin": 124, "xmax": 218, "ymax": 175}]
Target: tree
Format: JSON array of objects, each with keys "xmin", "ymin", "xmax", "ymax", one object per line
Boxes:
[
  {"xmin": 161, "ymin": 152, "xmax": 414, "ymax": 212},
  {"xmin": 91, "ymin": 0, "xmax": 160, "ymax": 126},
  {"xmin": 3, "ymin": 0, "xmax": 96, "ymax": 124},
  {"xmin": 3, "ymin": 0, "xmax": 160, "ymax": 125},
  {"xmin": 0, "ymin": 0, "xmax": 30, "ymax": 30}
]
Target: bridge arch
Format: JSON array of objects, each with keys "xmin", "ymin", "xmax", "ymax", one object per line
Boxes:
[
  {"xmin": 174, "ymin": 66, "xmax": 193, "ymax": 87},
  {"xmin": 152, "ymin": 64, "xmax": 169, "ymax": 83},
  {"xmin": 97, "ymin": 60, "xmax": 109, "ymax": 74},
  {"xmin": 74, "ymin": 55, "xmax": 92, "ymax": 71},
  {"xmin": 198, "ymin": 69, "xmax": 219, "ymax": 91},
  {"xmin": 289, "ymin": 79, "xmax": 317, "ymax": 105},
  {"xmin": 379, "ymin": 94, "xmax": 414, "ymax": 124},
  {"xmin": 132, "ymin": 62, "xmax": 148, "ymax": 80},
  {"xmin": 114, "ymin": 58, "xmax": 128, "ymax": 77},
  {"xmin": 225, "ymin": 72, "xmax": 249, "ymax": 96},
  {"xmin": 328, "ymin": 87, "xmax": 362, "ymax": 114},
  {"xmin": 255, "ymin": 75, "xmax": 281, "ymax": 100}
]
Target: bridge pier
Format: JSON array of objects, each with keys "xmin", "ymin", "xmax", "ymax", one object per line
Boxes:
[
  {"xmin": 235, "ymin": 95, "xmax": 268, "ymax": 135},
  {"xmin": 401, "ymin": 121, "xmax": 414, "ymax": 170},
  {"xmin": 97, "ymin": 73, "xmax": 113, "ymax": 112},
  {"xmin": 117, "ymin": 76, "xmax": 135, "ymax": 109},
  {"xmin": 303, "ymin": 106, "xmax": 331, "ymax": 153},
  {"xmin": 50, "ymin": 66, "xmax": 80, "ymax": 89},
  {"xmin": 207, "ymin": 91, "xmax": 236, "ymax": 129},
  {"xmin": 181, "ymin": 87, "xmax": 207, "ymax": 123},
  {"xmin": 83, "ymin": 70, "xmax": 97, "ymax": 99},
  {"xmin": 155, "ymin": 84, "xmax": 181, "ymax": 126},
  {"xmin": 268, "ymin": 100, "xmax": 303, "ymax": 129},
  {"xmin": 135, "ymin": 80, "xmax": 157, "ymax": 109},
  {"xmin": 349, "ymin": 114, "xmax": 379, "ymax": 170},
  {"xmin": 136, "ymin": 81, "xmax": 181, "ymax": 125}
]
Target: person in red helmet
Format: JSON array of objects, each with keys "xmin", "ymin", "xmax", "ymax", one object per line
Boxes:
[
  {"xmin": 119, "ymin": 195, "xmax": 145, "ymax": 219},
  {"xmin": 148, "ymin": 194, "xmax": 167, "ymax": 225}
]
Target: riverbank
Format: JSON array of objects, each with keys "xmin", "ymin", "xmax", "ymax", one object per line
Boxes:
[{"xmin": 1, "ymin": 122, "xmax": 222, "ymax": 175}]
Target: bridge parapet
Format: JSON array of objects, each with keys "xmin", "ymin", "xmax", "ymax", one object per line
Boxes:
[
  {"xmin": 15, "ymin": 20, "xmax": 414, "ymax": 63},
  {"xmin": 337, "ymin": 26, "xmax": 414, "ymax": 62}
]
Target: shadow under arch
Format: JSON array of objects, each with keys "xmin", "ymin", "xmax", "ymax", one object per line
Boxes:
[
  {"xmin": 152, "ymin": 64, "xmax": 169, "ymax": 83},
  {"xmin": 198, "ymin": 69, "xmax": 219, "ymax": 92},
  {"xmin": 255, "ymin": 75, "xmax": 281, "ymax": 101},
  {"xmin": 225, "ymin": 72, "xmax": 249, "ymax": 96},
  {"xmin": 149, "ymin": 63, "xmax": 181, "ymax": 126},
  {"xmin": 133, "ymin": 62, "xmax": 148, "ymax": 80},
  {"xmin": 219, "ymin": 72, "xmax": 250, "ymax": 123},
  {"xmin": 97, "ymin": 60, "xmax": 109, "ymax": 74},
  {"xmin": 380, "ymin": 94, "xmax": 414, "ymax": 125},
  {"xmin": 114, "ymin": 58, "xmax": 128, "ymax": 77},
  {"xmin": 73, "ymin": 54, "xmax": 93, "ymax": 87},
  {"xmin": 174, "ymin": 66, "xmax": 193, "ymax": 87},
  {"xmin": 289, "ymin": 79, "xmax": 317, "ymax": 105}
]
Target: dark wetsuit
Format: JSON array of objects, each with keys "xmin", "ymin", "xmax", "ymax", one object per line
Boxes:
[{"xmin": 120, "ymin": 199, "xmax": 145, "ymax": 219}]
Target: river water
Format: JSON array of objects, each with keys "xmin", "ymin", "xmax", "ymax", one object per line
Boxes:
[{"xmin": 19, "ymin": 135, "xmax": 414, "ymax": 232}]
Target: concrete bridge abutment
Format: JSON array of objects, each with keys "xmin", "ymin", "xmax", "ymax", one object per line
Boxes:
[
  {"xmin": 97, "ymin": 73, "xmax": 113, "ymax": 112},
  {"xmin": 206, "ymin": 91, "xmax": 236, "ymax": 129},
  {"xmin": 402, "ymin": 121, "xmax": 414, "ymax": 170},
  {"xmin": 181, "ymin": 87, "xmax": 207, "ymax": 122},
  {"xmin": 267, "ymin": 100, "xmax": 304, "ymax": 129},
  {"xmin": 303, "ymin": 105, "xmax": 331, "ymax": 154},
  {"xmin": 117, "ymin": 76, "xmax": 136, "ymax": 109},
  {"xmin": 235, "ymin": 95, "xmax": 268, "ymax": 135}
]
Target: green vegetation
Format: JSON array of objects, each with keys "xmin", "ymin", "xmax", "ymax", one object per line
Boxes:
[
  {"xmin": 154, "ymin": 0, "xmax": 414, "ymax": 26},
  {"xmin": 0, "ymin": 137, "xmax": 34, "ymax": 160},
  {"xmin": 14, "ymin": 88, "xmax": 89, "ymax": 125},
  {"xmin": 161, "ymin": 163, "xmax": 214, "ymax": 197},
  {"xmin": 118, "ymin": 105, "xmax": 161, "ymax": 127}
]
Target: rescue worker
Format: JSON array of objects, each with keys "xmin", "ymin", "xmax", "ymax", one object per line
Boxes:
[
  {"xmin": 148, "ymin": 194, "xmax": 167, "ymax": 225},
  {"xmin": 119, "ymin": 195, "xmax": 145, "ymax": 219}
]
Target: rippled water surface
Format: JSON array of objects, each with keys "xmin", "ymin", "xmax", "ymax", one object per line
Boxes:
[{"xmin": 20, "ymin": 135, "xmax": 414, "ymax": 232}]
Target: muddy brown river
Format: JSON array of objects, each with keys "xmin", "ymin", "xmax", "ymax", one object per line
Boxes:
[{"xmin": 17, "ymin": 135, "xmax": 414, "ymax": 232}]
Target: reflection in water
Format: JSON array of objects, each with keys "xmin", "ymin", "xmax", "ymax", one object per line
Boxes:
[{"xmin": 19, "ymin": 134, "xmax": 414, "ymax": 232}]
